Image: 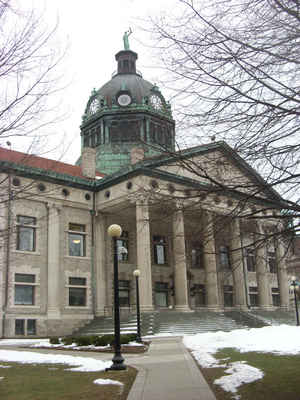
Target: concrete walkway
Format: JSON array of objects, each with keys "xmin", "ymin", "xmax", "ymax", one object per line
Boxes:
[
  {"xmin": 127, "ymin": 336, "xmax": 217, "ymax": 400},
  {"xmin": 0, "ymin": 336, "xmax": 216, "ymax": 400}
]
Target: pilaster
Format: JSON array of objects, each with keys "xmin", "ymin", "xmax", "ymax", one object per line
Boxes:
[{"xmin": 47, "ymin": 203, "xmax": 61, "ymax": 319}]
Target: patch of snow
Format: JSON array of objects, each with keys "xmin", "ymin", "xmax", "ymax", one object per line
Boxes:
[
  {"xmin": 94, "ymin": 378, "xmax": 123, "ymax": 386},
  {"xmin": 183, "ymin": 325, "xmax": 300, "ymax": 395},
  {"xmin": 0, "ymin": 377, "xmax": 4, "ymax": 380},
  {"xmin": 0, "ymin": 339, "xmax": 50, "ymax": 346},
  {"xmin": 0, "ymin": 350, "xmax": 111, "ymax": 372},
  {"xmin": 0, "ymin": 365, "xmax": 11, "ymax": 368},
  {"xmin": 214, "ymin": 361, "xmax": 264, "ymax": 393}
]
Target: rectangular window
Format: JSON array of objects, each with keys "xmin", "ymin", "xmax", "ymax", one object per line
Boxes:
[
  {"xmin": 27, "ymin": 319, "xmax": 36, "ymax": 335},
  {"xmin": 246, "ymin": 248, "xmax": 256, "ymax": 272},
  {"xmin": 119, "ymin": 280, "xmax": 130, "ymax": 306},
  {"xmin": 15, "ymin": 319, "xmax": 36, "ymax": 335},
  {"xmin": 249, "ymin": 286, "xmax": 259, "ymax": 306},
  {"xmin": 194, "ymin": 284, "xmax": 206, "ymax": 306},
  {"xmin": 16, "ymin": 215, "xmax": 36, "ymax": 252},
  {"xmin": 272, "ymin": 287, "xmax": 280, "ymax": 306},
  {"xmin": 68, "ymin": 277, "xmax": 87, "ymax": 306},
  {"xmin": 224, "ymin": 285, "xmax": 234, "ymax": 307},
  {"xmin": 220, "ymin": 246, "xmax": 231, "ymax": 269},
  {"xmin": 153, "ymin": 235, "xmax": 167, "ymax": 265},
  {"xmin": 68, "ymin": 223, "xmax": 86, "ymax": 257},
  {"xmin": 191, "ymin": 242, "xmax": 204, "ymax": 269},
  {"xmin": 117, "ymin": 231, "xmax": 129, "ymax": 262},
  {"xmin": 14, "ymin": 274, "xmax": 35, "ymax": 305},
  {"xmin": 268, "ymin": 252, "xmax": 277, "ymax": 273},
  {"xmin": 15, "ymin": 319, "xmax": 25, "ymax": 335}
]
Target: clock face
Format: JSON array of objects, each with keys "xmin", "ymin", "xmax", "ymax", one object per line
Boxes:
[
  {"xmin": 117, "ymin": 94, "xmax": 131, "ymax": 107},
  {"xmin": 150, "ymin": 94, "xmax": 163, "ymax": 110},
  {"xmin": 89, "ymin": 98, "xmax": 100, "ymax": 114}
]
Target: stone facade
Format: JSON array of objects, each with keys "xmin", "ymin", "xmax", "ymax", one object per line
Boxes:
[{"xmin": 0, "ymin": 154, "xmax": 291, "ymax": 337}]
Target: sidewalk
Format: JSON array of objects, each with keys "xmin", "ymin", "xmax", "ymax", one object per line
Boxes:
[{"xmin": 128, "ymin": 336, "xmax": 216, "ymax": 400}]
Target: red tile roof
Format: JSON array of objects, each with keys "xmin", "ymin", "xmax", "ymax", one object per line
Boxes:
[{"xmin": 0, "ymin": 147, "xmax": 105, "ymax": 179}]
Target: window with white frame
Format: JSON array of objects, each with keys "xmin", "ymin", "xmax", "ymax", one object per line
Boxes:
[
  {"xmin": 68, "ymin": 223, "xmax": 86, "ymax": 257},
  {"xmin": 153, "ymin": 235, "xmax": 167, "ymax": 265},
  {"xmin": 117, "ymin": 231, "xmax": 129, "ymax": 262},
  {"xmin": 14, "ymin": 274, "xmax": 35, "ymax": 305},
  {"xmin": 16, "ymin": 216, "xmax": 36, "ymax": 252},
  {"xmin": 68, "ymin": 277, "xmax": 87, "ymax": 306}
]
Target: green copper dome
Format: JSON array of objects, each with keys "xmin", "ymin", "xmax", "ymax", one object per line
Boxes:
[{"xmin": 80, "ymin": 46, "xmax": 175, "ymax": 175}]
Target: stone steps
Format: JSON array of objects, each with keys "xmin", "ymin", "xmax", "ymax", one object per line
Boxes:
[{"xmin": 75, "ymin": 310, "xmax": 266, "ymax": 337}]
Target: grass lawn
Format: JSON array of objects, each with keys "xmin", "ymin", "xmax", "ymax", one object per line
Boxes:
[
  {"xmin": 200, "ymin": 349, "xmax": 300, "ymax": 400},
  {"xmin": 0, "ymin": 362, "xmax": 137, "ymax": 400}
]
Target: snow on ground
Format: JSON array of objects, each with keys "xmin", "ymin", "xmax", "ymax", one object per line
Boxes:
[
  {"xmin": 0, "ymin": 349, "xmax": 111, "ymax": 372},
  {"xmin": 183, "ymin": 325, "xmax": 300, "ymax": 394},
  {"xmin": 94, "ymin": 378, "xmax": 123, "ymax": 386}
]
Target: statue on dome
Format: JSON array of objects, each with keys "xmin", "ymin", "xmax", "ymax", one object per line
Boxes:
[{"xmin": 123, "ymin": 28, "xmax": 132, "ymax": 50}]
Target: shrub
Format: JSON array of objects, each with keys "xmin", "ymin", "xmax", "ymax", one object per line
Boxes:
[
  {"xmin": 49, "ymin": 337, "xmax": 60, "ymax": 345},
  {"xmin": 74, "ymin": 336, "xmax": 92, "ymax": 346},
  {"xmin": 93, "ymin": 335, "xmax": 114, "ymax": 347},
  {"xmin": 120, "ymin": 333, "xmax": 138, "ymax": 344},
  {"xmin": 61, "ymin": 336, "xmax": 75, "ymax": 346}
]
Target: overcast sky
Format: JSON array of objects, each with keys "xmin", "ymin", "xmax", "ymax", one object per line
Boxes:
[{"xmin": 14, "ymin": 0, "xmax": 180, "ymax": 164}]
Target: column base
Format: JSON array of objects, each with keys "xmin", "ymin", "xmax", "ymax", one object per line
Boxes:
[{"xmin": 174, "ymin": 305, "xmax": 193, "ymax": 312}]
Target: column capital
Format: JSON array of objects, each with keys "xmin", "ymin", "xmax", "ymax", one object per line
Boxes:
[
  {"xmin": 46, "ymin": 202, "xmax": 62, "ymax": 212},
  {"xmin": 128, "ymin": 189, "xmax": 151, "ymax": 205}
]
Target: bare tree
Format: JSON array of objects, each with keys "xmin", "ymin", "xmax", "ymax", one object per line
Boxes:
[
  {"xmin": 0, "ymin": 0, "xmax": 66, "ymax": 149},
  {"xmin": 147, "ymin": 0, "xmax": 300, "ymax": 235}
]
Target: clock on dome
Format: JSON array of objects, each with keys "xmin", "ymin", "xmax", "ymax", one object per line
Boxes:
[
  {"xmin": 89, "ymin": 98, "xmax": 100, "ymax": 114},
  {"xmin": 150, "ymin": 94, "xmax": 163, "ymax": 110},
  {"xmin": 117, "ymin": 93, "xmax": 132, "ymax": 107}
]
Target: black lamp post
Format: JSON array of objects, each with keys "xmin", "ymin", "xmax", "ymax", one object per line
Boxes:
[
  {"xmin": 133, "ymin": 269, "xmax": 142, "ymax": 343},
  {"xmin": 107, "ymin": 224, "xmax": 126, "ymax": 370},
  {"xmin": 290, "ymin": 276, "xmax": 299, "ymax": 326}
]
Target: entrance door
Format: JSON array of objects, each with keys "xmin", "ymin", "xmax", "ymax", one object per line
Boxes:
[{"xmin": 155, "ymin": 282, "xmax": 168, "ymax": 307}]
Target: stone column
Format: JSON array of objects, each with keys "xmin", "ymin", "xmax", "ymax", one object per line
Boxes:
[
  {"xmin": 256, "ymin": 223, "xmax": 271, "ymax": 309},
  {"xmin": 95, "ymin": 213, "xmax": 107, "ymax": 316},
  {"xmin": 172, "ymin": 207, "xmax": 191, "ymax": 312},
  {"xmin": 231, "ymin": 218, "xmax": 247, "ymax": 309},
  {"xmin": 47, "ymin": 203, "xmax": 61, "ymax": 319},
  {"xmin": 136, "ymin": 200, "xmax": 154, "ymax": 311},
  {"xmin": 276, "ymin": 238, "xmax": 289, "ymax": 309},
  {"xmin": 202, "ymin": 211, "xmax": 220, "ymax": 310}
]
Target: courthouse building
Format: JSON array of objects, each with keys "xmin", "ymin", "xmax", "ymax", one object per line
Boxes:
[{"xmin": 0, "ymin": 41, "xmax": 290, "ymax": 337}]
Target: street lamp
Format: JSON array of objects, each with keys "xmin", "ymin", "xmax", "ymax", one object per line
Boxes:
[
  {"xmin": 133, "ymin": 269, "xmax": 142, "ymax": 343},
  {"xmin": 107, "ymin": 224, "xmax": 126, "ymax": 370},
  {"xmin": 290, "ymin": 276, "xmax": 299, "ymax": 326}
]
